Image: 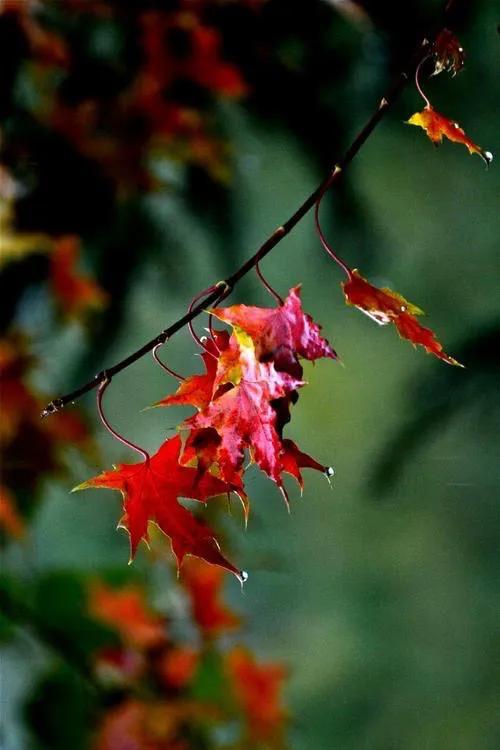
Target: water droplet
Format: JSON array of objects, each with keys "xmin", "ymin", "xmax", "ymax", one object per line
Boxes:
[
  {"xmin": 325, "ymin": 466, "xmax": 335, "ymax": 478},
  {"xmin": 484, "ymin": 151, "xmax": 493, "ymax": 163},
  {"xmin": 238, "ymin": 570, "xmax": 249, "ymax": 585}
]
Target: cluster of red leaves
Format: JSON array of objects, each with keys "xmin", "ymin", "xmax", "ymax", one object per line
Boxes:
[
  {"xmin": 79, "ymin": 286, "xmax": 336, "ymax": 578},
  {"xmin": 0, "ymin": 334, "xmax": 93, "ymax": 538},
  {"xmin": 3, "ymin": 0, "xmax": 255, "ymax": 189},
  {"xmin": 1, "ymin": 166, "xmax": 106, "ymax": 318},
  {"xmin": 1, "ymin": 0, "xmax": 69, "ymax": 67},
  {"xmin": 89, "ymin": 559, "xmax": 288, "ymax": 749}
]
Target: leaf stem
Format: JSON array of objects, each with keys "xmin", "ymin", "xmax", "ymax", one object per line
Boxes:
[
  {"xmin": 152, "ymin": 342, "xmax": 185, "ymax": 381},
  {"xmin": 188, "ymin": 285, "xmax": 217, "ymax": 351},
  {"xmin": 314, "ymin": 167, "xmax": 352, "ymax": 279},
  {"xmin": 255, "ymin": 260, "xmax": 284, "ymax": 304},
  {"xmin": 208, "ymin": 284, "xmax": 231, "ymax": 346},
  {"xmin": 97, "ymin": 378, "xmax": 150, "ymax": 461},
  {"xmin": 415, "ymin": 55, "xmax": 432, "ymax": 107}
]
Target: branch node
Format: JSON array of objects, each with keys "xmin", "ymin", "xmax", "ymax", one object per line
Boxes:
[
  {"xmin": 215, "ymin": 279, "xmax": 232, "ymax": 295},
  {"xmin": 95, "ymin": 370, "xmax": 110, "ymax": 384},
  {"xmin": 40, "ymin": 399, "xmax": 63, "ymax": 419}
]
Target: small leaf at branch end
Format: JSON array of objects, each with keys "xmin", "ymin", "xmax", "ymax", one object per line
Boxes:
[
  {"xmin": 73, "ymin": 434, "xmax": 242, "ymax": 579},
  {"xmin": 433, "ymin": 29, "xmax": 465, "ymax": 77},
  {"xmin": 407, "ymin": 106, "xmax": 493, "ymax": 166},
  {"xmin": 342, "ymin": 270, "xmax": 462, "ymax": 366}
]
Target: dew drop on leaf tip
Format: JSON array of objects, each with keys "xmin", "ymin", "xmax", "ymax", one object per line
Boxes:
[{"xmin": 238, "ymin": 570, "xmax": 249, "ymax": 586}]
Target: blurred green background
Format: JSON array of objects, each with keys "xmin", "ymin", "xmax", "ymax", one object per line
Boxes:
[{"xmin": 1, "ymin": 1, "xmax": 499, "ymax": 748}]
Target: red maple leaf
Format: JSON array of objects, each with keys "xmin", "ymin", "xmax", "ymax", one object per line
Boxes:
[
  {"xmin": 227, "ymin": 647, "xmax": 287, "ymax": 743},
  {"xmin": 185, "ymin": 329, "xmax": 302, "ymax": 486},
  {"xmin": 182, "ymin": 557, "xmax": 241, "ymax": 635},
  {"xmin": 0, "ymin": 333, "xmax": 93, "ymax": 519},
  {"xmin": 212, "ymin": 285, "xmax": 336, "ymax": 376},
  {"xmin": 407, "ymin": 106, "xmax": 492, "ymax": 165},
  {"xmin": 158, "ymin": 646, "xmax": 198, "ymax": 690},
  {"xmin": 74, "ymin": 434, "xmax": 243, "ymax": 578},
  {"xmin": 342, "ymin": 269, "xmax": 461, "ymax": 366}
]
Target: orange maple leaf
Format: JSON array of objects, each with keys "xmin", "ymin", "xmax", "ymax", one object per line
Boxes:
[
  {"xmin": 51, "ymin": 236, "xmax": 107, "ymax": 318},
  {"xmin": 158, "ymin": 646, "xmax": 198, "ymax": 690},
  {"xmin": 0, "ymin": 486, "xmax": 25, "ymax": 539},
  {"xmin": 89, "ymin": 582, "xmax": 167, "ymax": 650},
  {"xmin": 407, "ymin": 105, "xmax": 492, "ymax": 165},
  {"xmin": 342, "ymin": 269, "xmax": 462, "ymax": 366},
  {"xmin": 227, "ymin": 647, "xmax": 287, "ymax": 743}
]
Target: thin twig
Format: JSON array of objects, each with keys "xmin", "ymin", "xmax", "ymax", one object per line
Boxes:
[{"xmin": 40, "ymin": 0, "xmax": 461, "ymax": 419}]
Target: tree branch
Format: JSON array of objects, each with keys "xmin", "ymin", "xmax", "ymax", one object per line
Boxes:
[{"xmin": 41, "ymin": 1, "xmax": 462, "ymax": 419}]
